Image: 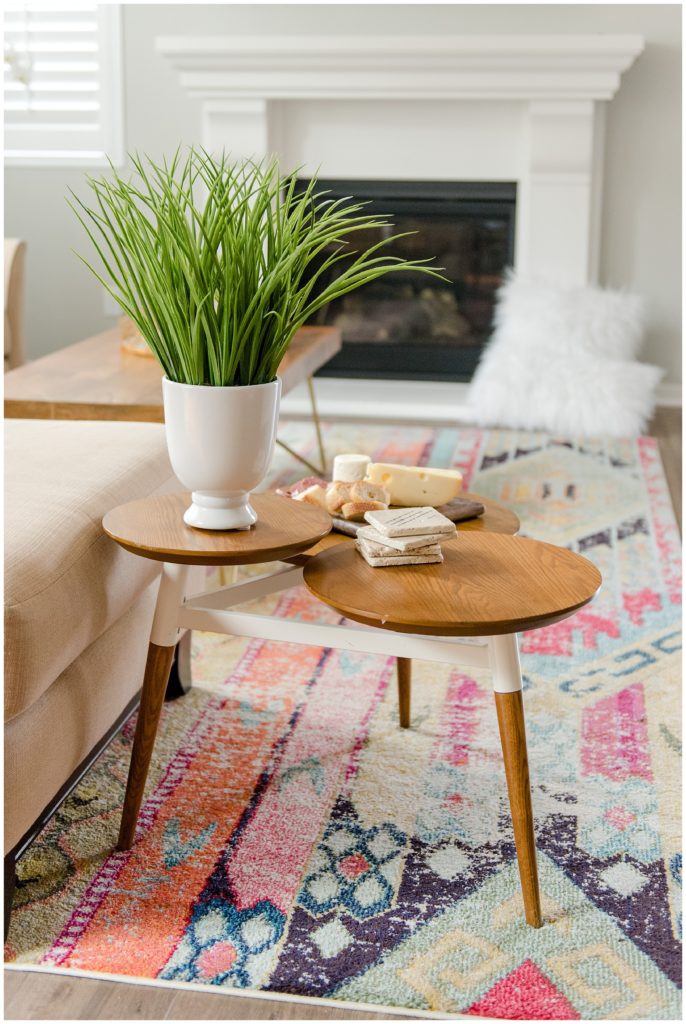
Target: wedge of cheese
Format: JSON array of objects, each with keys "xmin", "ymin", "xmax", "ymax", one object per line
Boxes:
[{"xmin": 366, "ymin": 463, "xmax": 462, "ymax": 507}]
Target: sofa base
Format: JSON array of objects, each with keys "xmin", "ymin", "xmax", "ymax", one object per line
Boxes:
[
  {"xmin": 4, "ymin": 628, "xmax": 194, "ymax": 939},
  {"xmin": 3, "ymin": 689, "xmax": 140, "ymax": 939},
  {"xmin": 4, "ymin": 854, "xmax": 16, "ymax": 942}
]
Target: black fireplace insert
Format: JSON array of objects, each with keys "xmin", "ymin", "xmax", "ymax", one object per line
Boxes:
[{"xmin": 295, "ymin": 178, "xmax": 516, "ymax": 382}]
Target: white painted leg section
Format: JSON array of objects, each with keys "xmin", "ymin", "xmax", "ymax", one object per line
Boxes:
[
  {"xmin": 488, "ymin": 633, "xmax": 523, "ymax": 693},
  {"xmin": 170, "ymin": 564, "xmax": 218, "ymax": 692},
  {"xmin": 150, "ymin": 563, "xmax": 190, "ymax": 648}
]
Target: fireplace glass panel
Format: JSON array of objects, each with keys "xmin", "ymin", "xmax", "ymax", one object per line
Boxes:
[{"xmin": 295, "ymin": 179, "xmax": 516, "ymax": 381}]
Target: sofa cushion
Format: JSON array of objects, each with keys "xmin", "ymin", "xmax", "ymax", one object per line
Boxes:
[{"xmin": 5, "ymin": 419, "xmax": 176, "ymax": 722}]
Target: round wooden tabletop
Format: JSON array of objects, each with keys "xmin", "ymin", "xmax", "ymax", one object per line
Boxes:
[
  {"xmin": 103, "ymin": 490, "xmax": 332, "ymax": 566},
  {"xmin": 303, "ymin": 533, "xmax": 601, "ymax": 637}
]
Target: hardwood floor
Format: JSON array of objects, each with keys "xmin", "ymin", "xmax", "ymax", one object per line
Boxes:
[
  {"xmin": 5, "ymin": 407, "xmax": 681, "ymax": 1021},
  {"xmin": 4, "ymin": 971, "xmax": 406, "ymax": 1021}
]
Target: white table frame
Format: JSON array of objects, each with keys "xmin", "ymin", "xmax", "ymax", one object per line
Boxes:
[{"xmin": 165, "ymin": 562, "xmax": 520, "ymax": 686}]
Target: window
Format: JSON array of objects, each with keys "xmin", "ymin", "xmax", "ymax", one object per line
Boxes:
[{"xmin": 4, "ymin": 2, "xmax": 123, "ymax": 166}]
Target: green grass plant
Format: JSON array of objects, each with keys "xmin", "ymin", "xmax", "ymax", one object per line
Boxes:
[{"xmin": 70, "ymin": 148, "xmax": 445, "ymax": 386}]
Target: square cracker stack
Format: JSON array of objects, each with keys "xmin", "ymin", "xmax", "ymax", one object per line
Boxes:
[{"xmin": 355, "ymin": 507, "xmax": 456, "ymax": 568}]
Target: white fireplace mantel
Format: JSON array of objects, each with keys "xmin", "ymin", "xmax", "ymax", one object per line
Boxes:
[
  {"xmin": 157, "ymin": 33, "xmax": 643, "ymax": 289},
  {"xmin": 156, "ymin": 34, "xmax": 643, "ymax": 101}
]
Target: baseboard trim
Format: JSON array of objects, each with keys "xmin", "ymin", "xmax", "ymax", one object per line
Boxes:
[
  {"xmin": 280, "ymin": 377, "xmax": 682, "ymax": 425},
  {"xmin": 282, "ymin": 378, "xmax": 472, "ymax": 425}
]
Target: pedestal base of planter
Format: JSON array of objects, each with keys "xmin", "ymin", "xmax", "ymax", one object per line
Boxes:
[{"xmin": 183, "ymin": 491, "xmax": 256, "ymax": 531}]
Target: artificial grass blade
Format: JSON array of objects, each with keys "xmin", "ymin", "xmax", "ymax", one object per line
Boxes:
[{"xmin": 72, "ymin": 149, "xmax": 446, "ymax": 387}]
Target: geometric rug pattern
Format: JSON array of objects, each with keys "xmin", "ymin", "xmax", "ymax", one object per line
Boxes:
[{"xmin": 6, "ymin": 424, "xmax": 682, "ymax": 1019}]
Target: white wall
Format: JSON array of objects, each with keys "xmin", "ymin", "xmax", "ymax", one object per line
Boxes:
[{"xmin": 4, "ymin": 4, "xmax": 681, "ymax": 387}]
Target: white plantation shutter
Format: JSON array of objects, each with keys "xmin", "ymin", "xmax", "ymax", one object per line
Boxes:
[{"xmin": 4, "ymin": 2, "xmax": 123, "ymax": 165}]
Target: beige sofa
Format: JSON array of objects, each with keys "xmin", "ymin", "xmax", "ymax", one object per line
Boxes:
[{"xmin": 4, "ymin": 418, "xmax": 177, "ymax": 917}]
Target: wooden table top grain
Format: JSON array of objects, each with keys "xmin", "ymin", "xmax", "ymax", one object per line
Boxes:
[
  {"xmin": 4, "ymin": 324, "xmax": 341, "ymax": 422},
  {"xmin": 103, "ymin": 489, "xmax": 519, "ymax": 569},
  {"xmin": 303, "ymin": 533, "xmax": 602, "ymax": 637},
  {"xmin": 103, "ymin": 491, "xmax": 333, "ymax": 566},
  {"xmin": 102, "ymin": 488, "xmax": 598, "ymax": 636}
]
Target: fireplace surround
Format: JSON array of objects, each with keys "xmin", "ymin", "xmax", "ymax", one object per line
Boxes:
[
  {"xmin": 157, "ymin": 34, "xmax": 643, "ymax": 287},
  {"xmin": 297, "ymin": 178, "xmax": 516, "ymax": 381},
  {"xmin": 157, "ymin": 33, "xmax": 645, "ymax": 416}
]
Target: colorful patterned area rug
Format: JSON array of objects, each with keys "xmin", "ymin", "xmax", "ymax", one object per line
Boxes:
[{"xmin": 6, "ymin": 424, "xmax": 682, "ymax": 1019}]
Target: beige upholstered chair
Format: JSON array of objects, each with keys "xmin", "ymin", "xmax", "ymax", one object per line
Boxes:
[{"xmin": 4, "ymin": 239, "xmax": 27, "ymax": 371}]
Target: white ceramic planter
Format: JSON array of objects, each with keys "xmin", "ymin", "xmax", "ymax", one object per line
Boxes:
[{"xmin": 163, "ymin": 376, "xmax": 282, "ymax": 530}]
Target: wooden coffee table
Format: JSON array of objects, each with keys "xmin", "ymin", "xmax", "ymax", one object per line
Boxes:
[
  {"xmin": 103, "ymin": 489, "xmax": 600, "ymax": 928},
  {"xmin": 4, "ymin": 324, "xmax": 341, "ymax": 475}
]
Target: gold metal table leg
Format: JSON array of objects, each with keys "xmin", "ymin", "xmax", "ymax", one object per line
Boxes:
[
  {"xmin": 275, "ymin": 377, "xmax": 327, "ymax": 476},
  {"xmin": 275, "ymin": 439, "xmax": 325, "ymax": 477},
  {"xmin": 307, "ymin": 376, "xmax": 327, "ymax": 475}
]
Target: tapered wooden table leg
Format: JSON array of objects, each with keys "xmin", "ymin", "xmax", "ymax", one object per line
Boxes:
[
  {"xmin": 117, "ymin": 642, "xmax": 175, "ymax": 850},
  {"xmin": 495, "ymin": 688, "xmax": 542, "ymax": 928},
  {"xmin": 397, "ymin": 657, "xmax": 412, "ymax": 728},
  {"xmin": 117, "ymin": 561, "xmax": 189, "ymax": 851}
]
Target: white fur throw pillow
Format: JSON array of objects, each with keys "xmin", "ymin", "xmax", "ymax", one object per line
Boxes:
[{"xmin": 466, "ymin": 274, "xmax": 663, "ymax": 436}]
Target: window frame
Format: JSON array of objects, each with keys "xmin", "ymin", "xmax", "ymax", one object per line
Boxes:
[{"xmin": 4, "ymin": 3, "xmax": 124, "ymax": 169}]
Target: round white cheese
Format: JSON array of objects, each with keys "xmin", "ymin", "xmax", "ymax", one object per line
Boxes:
[{"xmin": 332, "ymin": 453, "xmax": 371, "ymax": 483}]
